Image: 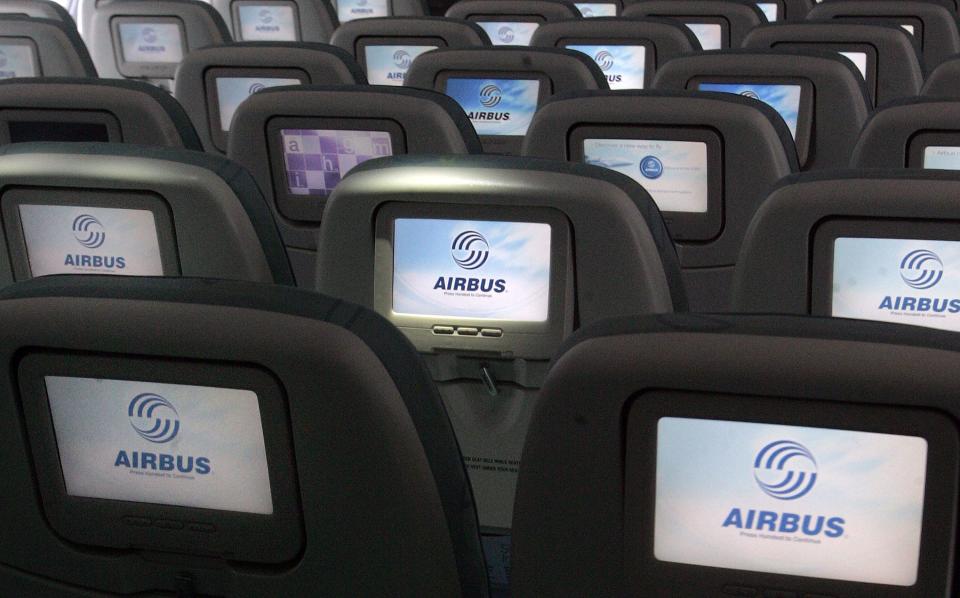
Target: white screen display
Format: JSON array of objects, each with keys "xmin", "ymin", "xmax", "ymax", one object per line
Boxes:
[
  {"xmin": 364, "ymin": 45, "xmax": 437, "ymax": 85},
  {"xmin": 337, "ymin": 0, "xmax": 388, "ymax": 22},
  {"xmin": 19, "ymin": 204, "xmax": 164, "ymax": 277},
  {"xmin": 566, "ymin": 44, "xmax": 646, "ymax": 89},
  {"xmin": 902, "ymin": 24, "xmax": 915, "ymax": 35},
  {"xmin": 0, "ymin": 43, "xmax": 36, "ymax": 78},
  {"xmin": 476, "ymin": 21, "xmax": 540, "ymax": 46},
  {"xmin": 655, "ymin": 417, "xmax": 927, "ymax": 586},
  {"xmin": 119, "ymin": 22, "xmax": 184, "ymax": 64},
  {"xmin": 686, "ymin": 23, "xmax": 723, "ymax": 50},
  {"xmin": 237, "ymin": 4, "xmax": 298, "ymax": 41},
  {"xmin": 923, "ymin": 146, "xmax": 960, "ymax": 170},
  {"xmin": 445, "ymin": 78, "xmax": 540, "ymax": 136},
  {"xmin": 838, "ymin": 51, "xmax": 868, "ymax": 79},
  {"xmin": 45, "ymin": 377, "xmax": 273, "ymax": 515},
  {"xmin": 831, "ymin": 237, "xmax": 960, "ymax": 332},
  {"xmin": 215, "ymin": 76, "xmax": 301, "ymax": 132},
  {"xmin": 583, "ymin": 139, "xmax": 708, "ymax": 213},
  {"xmin": 757, "ymin": 2, "xmax": 778, "ymax": 21},
  {"xmin": 392, "ymin": 218, "xmax": 551, "ymax": 321},
  {"xmin": 574, "ymin": 2, "xmax": 618, "ymax": 17}
]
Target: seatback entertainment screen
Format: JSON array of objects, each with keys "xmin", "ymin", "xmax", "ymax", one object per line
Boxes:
[
  {"xmin": 444, "ymin": 78, "xmax": 540, "ymax": 136},
  {"xmin": 364, "ymin": 45, "xmax": 437, "ymax": 85},
  {"xmin": 698, "ymin": 82, "xmax": 801, "ymax": 139},
  {"xmin": 45, "ymin": 376, "xmax": 274, "ymax": 515},
  {"xmin": 236, "ymin": 4, "xmax": 298, "ymax": 41},
  {"xmin": 655, "ymin": 416, "xmax": 927, "ymax": 586},
  {"xmin": 281, "ymin": 128, "xmax": 393, "ymax": 196},
  {"xmin": 566, "ymin": 44, "xmax": 646, "ymax": 89},
  {"xmin": 391, "ymin": 218, "xmax": 552, "ymax": 321},
  {"xmin": 118, "ymin": 22, "xmax": 185, "ymax": 64},
  {"xmin": 476, "ymin": 21, "xmax": 540, "ymax": 46}
]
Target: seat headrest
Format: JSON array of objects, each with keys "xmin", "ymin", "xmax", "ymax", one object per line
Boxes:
[
  {"xmin": 622, "ymin": 0, "xmax": 765, "ymax": 48},
  {"xmin": 0, "ymin": 14, "xmax": 95, "ymax": 77}
]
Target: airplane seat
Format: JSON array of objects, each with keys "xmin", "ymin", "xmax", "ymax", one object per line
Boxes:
[
  {"xmin": 210, "ymin": 0, "xmax": 337, "ymax": 42},
  {"xmin": 329, "ymin": 16, "xmax": 489, "ymax": 86},
  {"xmin": 227, "ymin": 84, "xmax": 481, "ymax": 286},
  {"xmin": 522, "ymin": 89, "xmax": 798, "ymax": 311},
  {"xmin": 622, "ymin": 0, "xmax": 765, "ymax": 50},
  {"xmin": 445, "ymin": 0, "xmax": 580, "ymax": 46},
  {"xmin": 0, "ymin": 273, "xmax": 487, "ymax": 597},
  {"xmin": 530, "ymin": 17, "xmax": 701, "ymax": 89},
  {"xmin": 404, "ymin": 46, "xmax": 607, "ymax": 154},
  {"xmin": 851, "ymin": 97, "xmax": 960, "ymax": 169},
  {"xmin": 0, "ymin": 14, "xmax": 94, "ymax": 77},
  {"xmin": 512, "ymin": 311, "xmax": 959, "ymax": 596},
  {"xmin": 652, "ymin": 49, "xmax": 870, "ymax": 171},
  {"xmin": 314, "ymin": 153, "xmax": 686, "ymax": 590},
  {"xmin": 0, "ymin": 77, "xmax": 202, "ymax": 148},
  {"xmin": 0, "ymin": 141, "xmax": 293, "ymax": 286},
  {"xmin": 173, "ymin": 42, "xmax": 365, "ymax": 154}
]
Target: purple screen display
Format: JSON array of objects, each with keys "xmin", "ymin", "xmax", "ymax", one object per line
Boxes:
[{"xmin": 281, "ymin": 128, "xmax": 393, "ymax": 195}]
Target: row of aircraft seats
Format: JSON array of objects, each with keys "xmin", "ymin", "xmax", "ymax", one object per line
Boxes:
[{"xmin": 0, "ymin": 0, "xmax": 959, "ymax": 595}]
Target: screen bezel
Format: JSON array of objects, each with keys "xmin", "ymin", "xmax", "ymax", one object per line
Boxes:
[
  {"xmin": 355, "ymin": 36, "xmax": 446, "ymax": 83},
  {"xmin": 0, "ymin": 186, "xmax": 182, "ymax": 280},
  {"xmin": 230, "ymin": 0, "xmax": 301, "ymax": 42},
  {"xmin": 266, "ymin": 116, "xmax": 406, "ymax": 222},
  {"xmin": 18, "ymin": 352, "xmax": 304, "ymax": 564},
  {"xmin": 558, "ymin": 38, "xmax": 656, "ymax": 88},
  {"xmin": 110, "ymin": 16, "xmax": 188, "ymax": 79},
  {"xmin": 906, "ymin": 131, "xmax": 960, "ymax": 170},
  {"xmin": 689, "ymin": 76, "xmax": 814, "ymax": 166},
  {"xmin": 567, "ymin": 125, "xmax": 723, "ymax": 241},
  {"xmin": 624, "ymin": 390, "xmax": 957, "ymax": 596},
  {"xmin": 833, "ymin": 17, "xmax": 923, "ymax": 50},
  {"xmin": 204, "ymin": 66, "xmax": 309, "ymax": 152},
  {"xmin": 436, "ymin": 70, "xmax": 551, "ymax": 154},
  {"xmin": 0, "ymin": 37, "xmax": 42, "ymax": 78},
  {"xmin": 0, "ymin": 109, "xmax": 122, "ymax": 144},
  {"xmin": 810, "ymin": 218, "xmax": 960, "ymax": 319},
  {"xmin": 772, "ymin": 41, "xmax": 876, "ymax": 104},
  {"xmin": 373, "ymin": 202, "xmax": 574, "ymax": 359}
]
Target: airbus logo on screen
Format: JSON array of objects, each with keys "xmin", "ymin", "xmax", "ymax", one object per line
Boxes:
[
  {"xmin": 739, "ymin": 90, "xmax": 760, "ymax": 100},
  {"xmin": 64, "ymin": 214, "xmax": 126, "ymax": 271},
  {"xmin": 393, "ymin": 49, "xmax": 412, "ymax": 69},
  {"xmin": 594, "ymin": 50, "xmax": 614, "ymax": 71},
  {"xmin": 639, "ymin": 155, "xmax": 664, "ymax": 180},
  {"xmin": 256, "ymin": 7, "xmax": 281, "ymax": 31},
  {"xmin": 434, "ymin": 231, "xmax": 506, "ymax": 294},
  {"xmin": 115, "ymin": 393, "xmax": 211, "ymax": 476},
  {"xmin": 72, "ymin": 214, "xmax": 105, "ymax": 249},
  {"xmin": 0, "ymin": 49, "xmax": 12, "ymax": 79},
  {"xmin": 128, "ymin": 393, "xmax": 180, "ymax": 443},
  {"xmin": 900, "ymin": 249, "xmax": 943, "ymax": 290},
  {"xmin": 479, "ymin": 84, "xmax": 502, "ymax": 108},
  {"xmin": 498, "ymin": 26, "xmax": 515, "ymax": 44},
  {"xmin": 248, "ymin": 82, "xmax": 267, "ymax": 95},
  {"xmin": 138, "ymin": 27, "xmax": 167, "ymax": 54},
  {"xmin": 451, "ymin": 230, "xmax": 490, "ymax": 269},
  {"xmin": 753, "ymin": 440, "xmax": 817, "ymax": 500},
  {"xmin": 720, "ymin": 439, "xmax": 845, "ymax": 539},
  {"xmin": 580, "ymin": 6, "xmax": 595, "ymax": 16},
  {"xmin": 878, "ymin": 249, "xmax": 959, "ymax": 314}
]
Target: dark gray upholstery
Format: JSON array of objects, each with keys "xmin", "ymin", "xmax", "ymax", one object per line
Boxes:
[
  {"xmin": 86, "ymin": 0, "xmax": 231, "ymax": 87},
  {"xmin": 210, "ymin": 0, "xmax": 337, "ymax": 42},
  {"xmin": 731, "ymin": 170, "xmax": 960, "ymax": 315},
  {"xmin": 807, "ymin": 0, "xmax": 960, "ymax": 73},
  {"xmin": 652, "ymin": 49, "xmax": 870, "ymax": 171},
  {"xmin": 227, "ymin": 85, "xmax": 480, "ymax": 286},
  {"xmin": 0, "ymin": 77, "xmax": 201, "ymax": 148},
  {"xmin": 530, "ymin": 17, "xmax": 701, "ymax": 87},
  {"xmin": 0, "ymin": 273, "xmax": 487, "ymax": 597},
  {"xmin": 513, "ymin": 312, "xmax": 959, "ymax": 596},
  {"xmin": 922, "ymin": 55, "xmax": 960, "ymax": 96},
  {"xmin": 522, "ymin": 89, "xmax": 797, "ymax": 311},
  {"xmin": 742, "ymin": 22, "xmax": 923, "ymax": 107},
  {"xmin": 172, "ymin": 42, "xmax": 364, "ymax": 154},
  {"xmin": 0, "ymin": 0, "xmax": 74, "ymax": 24},
  {"xmin": 623, "ymin": 0, "xmax": 765, "ymax": 48},
  {"xmin": 315, "ymin": 154, "xmax": 683, "ymax": 541},
  {"xmin": 0, "ymin": 14, "xmax": 94, "ymax": 76},
  {"xmin": 0, "ymin": 141, "xmax": 293, "ymax": 287},
  {"xmin": 851, "ymin": 98, "xmax": 960, "ymax": 167}
]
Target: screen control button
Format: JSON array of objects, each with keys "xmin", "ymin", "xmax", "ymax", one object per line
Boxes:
[
  {"xmin": 122, "ymin": 516, "xmax": 152, "ymax": 527},
  {"xmin": 432, "ymin": 326, "xmax": 455, "ymax": 335},
  {"xmin": 480, "ymin": 328, "xmax": 503, "ymax": 337},
  {"xmin": 456, "ymin": 327, "xmax": 479, "ymax": 336}
]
